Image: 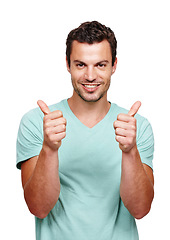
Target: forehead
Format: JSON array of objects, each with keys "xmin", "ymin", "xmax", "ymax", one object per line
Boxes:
[{"xmin": 70, "ymin": 40, "xmax": 112, "ymax": 63}]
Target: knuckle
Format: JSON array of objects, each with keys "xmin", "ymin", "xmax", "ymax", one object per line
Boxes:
[
  {"xmin": 131, "ymin": 131, "xmax": 136, "ymax": 138},
  {"xmin": 44, "ymin": 121, "xmax": 50, "ymax": 128},
  {"xmin": 133, "ymin": 131, "xmax": 136, "ymax": 137},
  {"xmin": 57, "ymin": 110, "xmax": 63, "ymax": 117},
  {"xmin": 131, "ymin": 124, "xmax": 136, "ymax": 131},
  {"xmin": 48, "ymin": 133, "xmax": 54, "ymax": 142},
  {"xmin": 57, "ymin": 118, "xmax": 66, "ymax": 128},
  {"xmin": 60, "ymin": 124, "xmax": 66, "ymax": 132},
  {"xmin": 115, "ymin": 135, "xmax": 119, "ymax": 142},
  {"xmin": 62, "ymin": 131, "xmax": 66, "ymax": 138},
  {"xmin": 64, "ymin": 117, "xmax": 67, "ymax": 125},
  {"xmin": 43, "ymin": 115, "xmax": 49, "ymax": 123},
  {"xmin": 113, "ymin": 120, "xmax": 118, "ymax": 128},
  {"xmin": 123, "ymin": 145, "xmax": 128, "ymax": 150},
  {"xmin": 56, "ymin": 132, "xmax": 66, "ymax": 141},
  {"xmin": 115, "ymin": 128, "xmax": 120, "ymax": 135},
  {"xmin": 61, "ymin": 117, "xmax": 67, "ymax": 125},
  {"xmin": 45, "ymin": 127, "xmax": 51, "ymax": 135},
  {"xmin": 132, "ymin": 117, "xmax": 136, "ymax": 124},
  {"xmin": 117, "ymin": 114, "xmax": 122, "ymax": 120},
  {"xmin": 63, "ymin": 124, "xmax": 66, "ymax": 131}
]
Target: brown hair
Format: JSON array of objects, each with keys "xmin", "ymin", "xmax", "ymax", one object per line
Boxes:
[{"xmin": 66, "ymin": 21, "xmax": 117, "ymax": 67}]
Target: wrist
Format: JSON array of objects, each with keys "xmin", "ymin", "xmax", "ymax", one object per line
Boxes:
[
  {"xmin": 122, "ymin": 144, "xmax": 138, "ymax": 157},
  {"xmin": 122, "ymin": 144, "xmax": 141, "ymax": 166},
  {"xmin": 42, "ymin": 142, "xmax": 59, "ymax": 156}
]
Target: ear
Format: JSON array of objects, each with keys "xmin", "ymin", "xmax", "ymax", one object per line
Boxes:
[
  {"xmin": 66, "ymin": 56, "xmax": 71, "ymax": 73},
  {"xmin": 111, "ymin": 57, "xmax": 117, "ymax": 75}
]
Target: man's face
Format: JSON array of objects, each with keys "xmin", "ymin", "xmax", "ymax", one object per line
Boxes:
[{"xmin": 67, "ymin": 40, "xmax": 117, "ymax": 103}]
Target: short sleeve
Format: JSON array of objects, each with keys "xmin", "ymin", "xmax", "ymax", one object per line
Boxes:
[
  {"xmin": 136, "ymin": 117, "xmax": 154, "ymax": 170},
  {"xmin": 16, "ymin": 109, "xmax": 43, "ymax": 169}
]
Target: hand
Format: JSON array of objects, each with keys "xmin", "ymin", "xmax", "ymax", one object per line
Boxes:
[
  {"xmin": 113, "ymin": 101, "xmax": 141, "ymax": 153},
  {"xmin": 37, "ymin": 100, "xmax": 66, "ymax": 151}
]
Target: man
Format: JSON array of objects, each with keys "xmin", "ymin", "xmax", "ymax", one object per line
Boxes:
[{"xmin": 16, "ymin": 21, "xmax": 154, "ymax": 240}]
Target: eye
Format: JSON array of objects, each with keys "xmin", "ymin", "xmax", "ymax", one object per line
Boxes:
[
  {"xmin": 76, "ymin": 63, "xmax": 85, "ymax": 68},
  {"xmin": 98, "ymin": 63, "xmax": 106, "ymax": 68}
]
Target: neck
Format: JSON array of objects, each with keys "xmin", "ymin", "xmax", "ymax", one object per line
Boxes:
[{"xmin": 67, "ymin": 92, "xmax": 111, "ymax": 128}]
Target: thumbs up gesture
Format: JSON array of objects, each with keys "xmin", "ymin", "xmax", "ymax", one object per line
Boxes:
[
  {"xmin": 37, "ymin": 100, "xmax": 66, "ymax": 151},
  {"xmin": 113, "ymin": 101, "xmax": 141, "ymax": 153}
]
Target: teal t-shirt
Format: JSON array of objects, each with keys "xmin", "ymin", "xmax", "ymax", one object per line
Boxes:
[{"xmin": 16, "ymin": 99, "xmax": 154, "ymax": 240}]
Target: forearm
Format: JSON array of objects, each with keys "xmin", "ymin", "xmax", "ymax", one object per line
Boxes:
[
  {"xmin": 120, "ymin": 145, "xmax": 154, "ymax": 219},
  {"xmin": 24, "ymin": 146, "xmax": 60, "ymax": 219}
]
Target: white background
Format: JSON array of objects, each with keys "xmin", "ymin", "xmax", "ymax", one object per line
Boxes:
[{"xmin": 0, "ymin": 0, "xmax": 169, "ymax": 239}]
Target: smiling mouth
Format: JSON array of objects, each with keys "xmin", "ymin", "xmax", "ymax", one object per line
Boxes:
[{"xmin": 81, "ymin": 84, "xmax": 101, "ymax": 92}]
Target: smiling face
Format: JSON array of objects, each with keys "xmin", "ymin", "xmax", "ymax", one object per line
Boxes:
[{"xmin": 67, "ymin": 40, "xmax": 117, "ymax": 103}]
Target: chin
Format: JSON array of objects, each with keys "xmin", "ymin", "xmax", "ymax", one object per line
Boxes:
[{"xmin": 78, "ymin": 93, "xmax": 105, "ymax": 103}]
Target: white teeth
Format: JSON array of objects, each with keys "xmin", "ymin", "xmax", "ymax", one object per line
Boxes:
[{"xmin": 84, "ymin": 85, "xmax": 98, "ymax": 88}]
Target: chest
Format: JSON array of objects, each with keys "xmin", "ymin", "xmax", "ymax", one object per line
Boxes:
[{"xmin": 58, "ymin": 120, "xmax": 122, "ymax": 197}]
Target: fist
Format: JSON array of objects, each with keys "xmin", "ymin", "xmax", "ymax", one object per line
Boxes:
[
  {"xmin": 37, "ymin": 100, "xmax": 66, "ymax": 151},
  {"xmin": 113, "ymin": 101, "xmax": 141, "ymax": 153}
]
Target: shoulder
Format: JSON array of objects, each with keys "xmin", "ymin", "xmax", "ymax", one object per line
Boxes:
[
  {"xmin": 111, "ymin": 103, "xmax": 128, "ymax": 115},
  {"xmin": 20, "ymin": 107, "xmax": 43, "ymax": 131},
  {"xmin": 48, "ymin": 99, "xmax": 67, "ymax": 112},
  {"xmin": 111, "ymin": 102, "xmax": 153, "ymax": 136},
  {"xmin": 111, "ymin": 102, "xmax": 150, "ymax": 124},
  {"xmin": 21, "ymin": 99, "xmax": 66, "ymax": 123}
]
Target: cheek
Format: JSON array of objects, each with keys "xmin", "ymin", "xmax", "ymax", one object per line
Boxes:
[
  {"xmin": 71, "ymin": 69, "xmax": 85, "ymax": 81},
  {"xmin": 101, "ymin": 71, "xmax": 112, "ymax": 82}
]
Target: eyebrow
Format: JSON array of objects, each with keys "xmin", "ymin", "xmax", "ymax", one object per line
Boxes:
[
  {"xmin": 73, "ymin": 60, "xmax": 109, "ymax": 65},
  {"xmin": 74, "ymin": 60, "xmax": 86, "ymax": 64}
]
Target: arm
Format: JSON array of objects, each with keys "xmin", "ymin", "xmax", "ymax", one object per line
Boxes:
[
  {"xmin": 21, "ymin": 148, "xmax": 60, "ymax": 219},
  {"xmin": 120, "ymin": 146, "xmax": 154, "ymax": 219},
  {"xmin": 21, "ymin": 100, "xmax": 66, "ymax": 219},
  {"xmin": 114, "ymin": 101, "xmax": 154, "ymax": 219}
]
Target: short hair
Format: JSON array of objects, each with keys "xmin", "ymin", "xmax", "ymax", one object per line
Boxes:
[{"xmin": 66, "ymin": 21, "xmax": 117, "ymax": 67}]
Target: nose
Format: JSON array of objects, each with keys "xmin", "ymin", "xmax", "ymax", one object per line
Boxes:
[{"xmin": 84, "ymin": 66, "xmax": 97, "ymax": 81}]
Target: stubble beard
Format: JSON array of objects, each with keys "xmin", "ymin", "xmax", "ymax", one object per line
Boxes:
[{"xmin": 71, "ymin": 78, "xmax": 111, "ymax": 103}]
